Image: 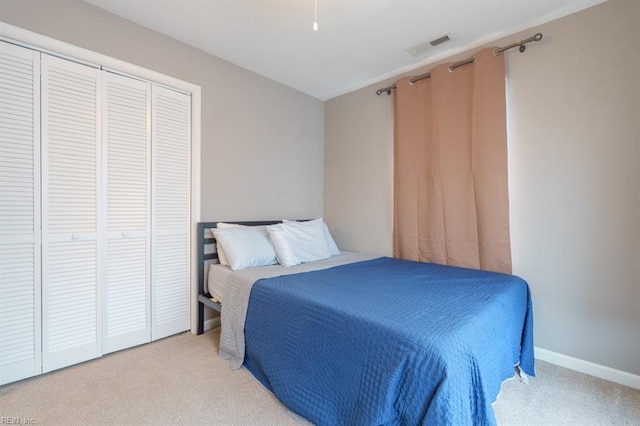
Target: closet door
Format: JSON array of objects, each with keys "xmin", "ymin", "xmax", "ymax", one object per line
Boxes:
[
  {"xmin": 102, "ymin": 72, "xmax": 151, "ymax": 353},
  {"xmin": 151, "ymin": 86, "xmax": 191, "ymax": 340},
  {"xmin": 41, "ymin": 54, "xmax": 101, "ymax": 372},
  {"xmin": 0, "ymin": 42, "xmax": 41, "ymax": 385}
]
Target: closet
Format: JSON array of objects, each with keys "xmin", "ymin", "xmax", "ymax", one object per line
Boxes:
[{"xmin": 0, "ymin": 40, "xmax": 191, "ymax": 385}]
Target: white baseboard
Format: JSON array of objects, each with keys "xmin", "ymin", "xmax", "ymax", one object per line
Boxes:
[
  {"xmin": 204, "ymin": 317, "xmax": 221, "ymax": 332},
  {"xmin": 535, "ymin": 346, "xmax": 640, "ymax": 390}
]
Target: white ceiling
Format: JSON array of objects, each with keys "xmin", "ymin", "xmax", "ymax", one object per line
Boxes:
[{"xmin": 85, "ymin": 0, "xmax": 605, "ymax": 100}]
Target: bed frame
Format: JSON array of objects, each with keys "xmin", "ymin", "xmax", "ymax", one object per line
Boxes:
[{"xmin": 196, "ymin": 220, "xmax": 284, "ymax": 335}]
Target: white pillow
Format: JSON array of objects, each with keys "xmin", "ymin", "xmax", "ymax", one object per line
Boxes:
[
  {"xmin": 212, "ymin": 226, "xmax": 277, "ymax": 271},
  {"xmin": 267, "ymin": 219, "xmax": 332, "ymax": 267},
  {"xmin": 215, "ymin": 222, "xmax": 245, "ymax": 266},
  {"xmin": 283, "ymin": 218, "xmax": 340, "ymax": 256}
]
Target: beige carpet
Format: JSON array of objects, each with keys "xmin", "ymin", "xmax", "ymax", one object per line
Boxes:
[{"xmin": 1, "ymin": 329, "xmax": 639, "ymax": 425}]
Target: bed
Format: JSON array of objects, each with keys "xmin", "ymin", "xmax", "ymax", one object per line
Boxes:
[{"xmin": 196, "ymin": 221, "xmax": 534, "ymax": 425}]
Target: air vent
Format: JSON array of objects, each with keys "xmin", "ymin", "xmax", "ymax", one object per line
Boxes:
[
  {"xmin": 430, "ymin": 34, "xmax": 451, "ymax": 47},
  {"xmin": 406, "ymin": 34, "xmax": 452, "ymax": 57}
]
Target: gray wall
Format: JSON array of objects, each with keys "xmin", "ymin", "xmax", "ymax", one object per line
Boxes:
[
  {"xmin": 325, "ymin": 0, "xmax": 640, "ymax": 375},
  {"xmin": 0, "ymin": 0, "xmax": 325, "ymax": 222}
]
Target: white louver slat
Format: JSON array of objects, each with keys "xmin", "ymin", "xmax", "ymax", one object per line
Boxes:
[
  {"xmin": 151, "ymin": 86, "xmax": 190, "ymax": 340},
  {"xmin": 41, "ymin": 54, "xmax": 101, "ymax": 373},
  {"xmin": 0, "ymin": 42, "xmax": 41, "ymax": 386},
  {"xmin": 45, "ymin": 241, "xmax": 97, "ymax": 353},
  {"xmin": 103, "ymin": 72, "xmax": 151, "ymax": 353}
]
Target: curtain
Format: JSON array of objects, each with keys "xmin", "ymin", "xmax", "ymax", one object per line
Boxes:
[{"xmin": 393, "ymin": 47, "xmax": 512, "ymax": 274}]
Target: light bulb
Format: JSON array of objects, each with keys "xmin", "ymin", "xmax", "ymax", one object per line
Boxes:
[{"xmin": 313, "ymin": 0, "xmax": 318, "ymax": 32}]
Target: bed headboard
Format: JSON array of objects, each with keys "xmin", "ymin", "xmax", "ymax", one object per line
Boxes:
[{"xmin": 196, "ymin": 220, "xmax": 284, "ymax": 334}]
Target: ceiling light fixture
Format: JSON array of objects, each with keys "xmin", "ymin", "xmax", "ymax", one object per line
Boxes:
[{"xmin": 313, "ymin": 0, "xmax": 319, "ymax": 32}]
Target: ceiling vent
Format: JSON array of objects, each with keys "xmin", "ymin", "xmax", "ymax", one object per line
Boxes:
[
  {"xmin": 406, "ymin": 34, "xmax": 451, "ymax": 57},
  {"xmin": 430, "ymin": 34, "xmax": 451, "ymax": 47}
]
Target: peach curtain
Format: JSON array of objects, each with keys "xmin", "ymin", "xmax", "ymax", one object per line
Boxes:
[{"xmin": 393, "ymin": 47, "xmax": 512, "ymax": 274}]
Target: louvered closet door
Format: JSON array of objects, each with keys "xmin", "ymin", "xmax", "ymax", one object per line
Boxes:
[
  {"xmin": 151, "ymin": 86, "xmax": 190, "ymax": 340},
  {"xmin": 0, "ymin": 42, "xmax": 41, "ymax": 385},
  {"xmin": 41, "ymin": 54, "xmax": 101, "ymax": 372},
  {"xmin": 103, "ymin": 72, "xmax": 151, "ymax": 353}
]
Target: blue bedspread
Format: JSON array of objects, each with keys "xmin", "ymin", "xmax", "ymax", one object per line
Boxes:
[{"xmin": 243, "ymin": 257, "xmax": 534, "ymax": 425}]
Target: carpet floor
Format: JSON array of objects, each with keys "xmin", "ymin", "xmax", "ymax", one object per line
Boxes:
[{"xmin": 1, "ymin": 329, "xmax": 639, "ymax": 425}]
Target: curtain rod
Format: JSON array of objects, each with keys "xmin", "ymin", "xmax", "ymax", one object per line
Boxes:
[{"xmin": 375, "ymin": 32, "xmax": 543, "ymax": 96}]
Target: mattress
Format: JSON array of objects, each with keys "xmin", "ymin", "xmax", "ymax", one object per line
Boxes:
[{"xmin": 207, "ymin": 263, "xmax": 235, "ymax": 304}]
